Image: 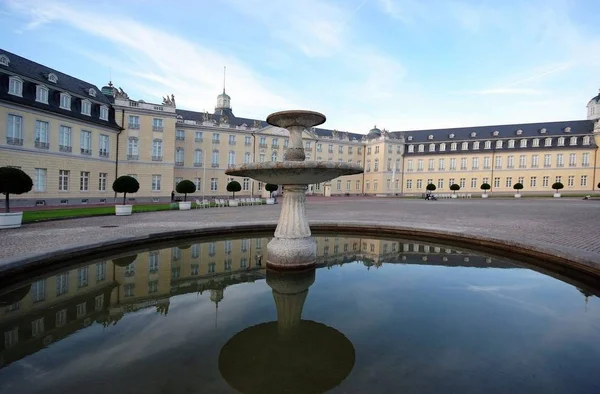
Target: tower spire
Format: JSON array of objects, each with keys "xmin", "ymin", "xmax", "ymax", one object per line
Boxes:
[{"xmin": 223, "ymin": 66, "xmax": 226, "ymax": 94}]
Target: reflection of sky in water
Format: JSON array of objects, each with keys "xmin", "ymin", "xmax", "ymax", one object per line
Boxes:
[{"xmin": 1, "ymin": 260, "xmax": 599, "ymax": 394}]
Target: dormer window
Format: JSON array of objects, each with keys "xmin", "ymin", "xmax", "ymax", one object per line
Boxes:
[
  {"xmin": 569, "ymin": 136, "xmax": 577, "ymax": 145},
  {"xmin": 450, "ymin": 142, "xmax": 457, "ymax": 151},
  {"xmin": 492, "ymin": 130, "xmax": 499, "ymax": 136},
  {"xmin": 496, "ymin": 140, "xmax": 503, "ymax": 148},
  {"xmin": 88, "ymin": 88, "xmax": 97, "ymax": 97},
  {"xmin": 48, "ymin": 73, "xmax": 58, "ymax": 83},
  {"xmin": 533, "ymin": 138, "xmax": 540, "ymax": 147},
  {"xmin": 60, "ymin": 93, "xmax": 71, "ymax": 110},
  {"xmin": 99, "ymin": 105, "xmax": 109, "ymax": 121},
  {"xmin": 0, "ymin": 54, "xmax": 9, "ymax": 67},
  {"xmin": 583, "ymin": 136, "xmax": 591, "ymax": 145},
  {"xmin": 81, "ymin": 99, "xmax": 92, "ymax": 116},
  {"xmin": 439, "ymin": 143, "xmax": 446, "ymax": 152},
  {"xmin": 540, "ymin": 128, "xmax": 547, "ymax": 134},
  {"xmin": 418, "ymin": 144, "xmax": 424, "ymax": 153},
  {"xmin": 428, "ymin": 135, "xmax": 433, "ymax": 140},
  {"xmin": 470, "ymin": 132, "xmax": 477, "ymax": 137},
  {"xmin": 429, "ymin": 143, "xmax": 435, "ymax": 152},
  {"xmin": 520, "ymin": 139, "xmax": 527, "ymax": 148},
  {"xmin": 557, "ymin": 137, "xmax": 565, "ymax": 146},
  {"xmin": 449, "ymin": 133, "xmax": 455, "ymax": 139},
  {"xmin": 564, "ymin": 127, "xmax": 571, "ymax": 133},
  {"xmin": 407, "ymin": 136, "xmax": 413, "ymax": 141},
  {"xmin": 473, "ymin": 141, "xmax": 480, "ymax": 150},
  {"xmin": 508, "ymin": 139, "xmax": 515, "ymax": 148},
  {"xmin": 461, "ymin": 142, "xmax": 468, "ymax": 150},
  {"xmin": 544, "ymin": 137, "xmax": 552, "ymax": 147},
  {"xmin": 516, "ymin": 129, "xmax": 523, "ymax": 135},
  {"xmin": 35, "ymin": 85, "xmax": 49, "ymax": 104},
  {"xmin": 484, "ymin": 141, "xmax": 491, "ymax": 149},
  {"xmin": 408, "ymin": 145, "xmax": 414, "ymax": 153},
  {"xmin": 8, "ymin": 76, "xmax": 23, "ymax": 96}
]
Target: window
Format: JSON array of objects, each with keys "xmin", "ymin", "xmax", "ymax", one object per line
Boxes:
[
  {"xmin": 472, "ymin": 157, "xmax": 479, "ymax": 170},
  {"xmin": 152, "ymin": 139, "xmax": 163, "ymax": 160},
  {"xmin": 8, "ymin": 76, "xmax": 23, "ymax": 96},
  {"xmin": 450, "ymin": 158, "xmax": 456, "ymax": 171},
  {"xmin": 459, "ymin": 178, "xmax": 466, "ymax": 188},
  {"xmin": 59, "ymin": 170, "xmax": 70, "ymax": 191},
  {"xmin": 416, "ymin": 179, "xmax": 423, "ymax": 189},
  {"xmin": 211, "ymin": 178, "xmax": 218, "ymax": 191},
  {"xmin": 450, "ymin": 142, "xmax": 457, "ymax": 151},
  {"xmin": 244, "ymin": 152, "xmax": 251, "ymax": 164},
  {"xmin": 356, "ymin": 180, "xmax": 361, "ymax": 190},
  {"xmin": 153, "ymin": 118, "xmax": 164, "ymax": 131},
  {"xmin": 259, "ymin": 154, "xmax": 265, "ymax": 163},
  {"xmin": 429, "ymin": 143, "xmax": 435, "ymax": 152},
  {"xmin": 81, "ymin": 100, "xmax": 91, "ymax": 116},
  {"xmin": 212, "ymin": 150, "xmax": 220, "ymax": 167},
  {"xmin": 152, "ymin": 175, "xmax": 161, "ymax": 191},
  {"xmin": 506, "ymin": 177, "xmax": 512, "ymax": 188},
  {"xmin": 417, "ymin": 144, "xmax": 424, "ymax": 153},
  {"xmin": 583, "ymin": 136, "xmax": 591, "ymax": 145},
  {"xmin": 438, "ymin": 159, "xmax": 445, "ymax": 171},
  {"xmin": 471, "ymin": 178, "xmax": 477, "ymax": 188},
  {"xmin": 228, "ymin": 151, "xmax": 236, "ymax": 166},
  {"xmin": 473, "ymin": 141, "xmax": 480, "ymax": 150},
  {"xmin": 96, "ymin": 262, "xmax": 106, "ymax": 281},
  {"xmin": 31, "ymin": 280, "xmax": 46, "ymax": 302},
  {"xmin": 407, "ymin": 160, "xmax": 413, "ymax": 171},
  {"xmin": 495, "ymin": 157, "xmax": 502, "ymax": 169},
  {"xmin": 460, "ymin": 157, "xmax": 467, "ymax": 170},
  {"xmin": 194, "ymin": 149, "xmax": 203, "ymax": 167},
  {"xmin": 242, "ymin": 177, "xmax": 249, "ymax": 191},
  {"xmin": 7, "ymin": 114, "xmax": 23, "ymax": 145},
  {"xmin": 373, "ymin": 180, "xmax": 378, "ymax": 191},
  {"xmin": 417, "ymin": 159, "xmax": 423, "ymax": 171},
  {"xmin": 36, "ymin": 85, "xmax": 49, "ymax": 103},
  {"xmin": 337, "ymin": 180, "xmax": 342, "ymax": 191},
  {"xmin": 0, "ymin": 54, "xmax": 8, "ymax": 67},
  {"xmin": 437, "ymin": 143, "xmax": 445, "ymax": 152},
  {"xmin": 556, "ymin": 175, "xmax": 562, "ymax": 183},
  {"xmin": 483, "ymin": 177, "xmax": 489, "ymax": 185},
  {"xmin": 507, "ymin": 155, "xmax": 514, "ymax": 168},
  {"xmin": 496, "ymin": 140, "xmax": 503, "ymax": 149},
  {"xmin": 229, "ymin": 135, "xmax": 236, "ymax": 145},
  {"xmin": 407, "ymin": 145, "xmax": 414, "ymax": 153},
  {"xmin": 494, "ymin": 177, "xmax": 500, "ymax": 188},
  {"xmin": 80, "ymin": 131, "xmax": 92, "ymax": 155},
  {"xmin": 271, "ymin": 152, "xmax": 277, "ymax": 162},
  {"xmin": 34, "ymin": 168, "xmax": 47, "ymax": 192},
  {"xmin": 518, "ymin": 176, "xmax": 524, "ymax": 185},
  {"xmin": 98, "ymin": 173, "xmax": 107, "ymax": 191},
  {"xmin": 484, "ymin": 141, "xmax": 491, "ymax": 149},
  {"xmin": 78, "ymin": 266, "xmax": 89, "ymax": 288},
  {"xmin": 461, "ymin": 142, "xmax": 468, "ymax": 150},
  {"xmin": 570, "ymin": 136, "xmax": 577, "ymax": 146},
  {"xmin": 568, "ymin": 175, "xmax": 574, "ymax": 187},
  {"xmin": 520, "ymin": 139, "xmax": 527, "ymax": 148},
  {"xmin": 128, "ymin": 115, "xmax": 140, "ymax": 129},
  {"xmin": 305, "ymin": 141, "xmax": 312, "ymax": 149},
  {"xmin": 35, "ymin": 120, "xmax": 50, "ymax": 148},
  {"xmin": 60, "ymin": 93, "xmax": 71, "ymax": 110},
  {"xmin": 447, "ymin": 178, "xmax": 454, "ymax": 187},
  {"xmin": 542, "ymin": 176, "xmax": 549, "ymax": 187},
  {"xmin": 176, "ymin": 148, "xmax": 185, "ymax": 166},
  {"xmin": 531, "ymin": 155, "xmax": 539, "ymax": 168},
  {"xmin": 544, "ymin": 138, "xmax": 552, "ymax": 147},
  {"xmin": 581, "ymin": 175, "xmax": 588, "ymax": 187},
  {"xmin": 556, "ymin": 154, "xmax": 564, "ymax": 167},
  {"xmin": 507, "ymin": 140, "xmax": 515, "ymax": 148},
  {"xmin": 346, "ymin": 180, "xmax": 351, "ymax": 190},
  {"xmin": 483, "ymin": 157, "xmax": 490, "ymax": 169},
  {"xmin": 375, "ymin": 146, "xmax": 380, "ymax": 154},
  {"xmin": 544, "ymin": 154, "xmax": 551, "ymax": 168},
  {"xmin": 437, "ymin": 179, "xmax": 444, "ymax": 189},
  {"xmin": 31, "ymin": 318, "xmax": 45, "ymax": 337},
  {"xmin": 80, "ymin": 171, "xmax": 90, "ymax": 191},
  {"xmin": 582, "ymin": 153, "xmax": 590, "ymax": 167},
  {"xmin": 127, "ymin": 137, "xmax": 139, "ymax": 159},
  {"xmin": 557, "ymin": 137, "xmax": 565, "ymax": 146},
  {"xmin": 99, "ymin": 134, "xmax": 109, "ymax": 157},
  {"xmin": 532, "ymin": 138, "xmax": 540, "ymax": 147},
  {"xmin": 88, "ymin": 88, "xmax": 97, "ymax": 97},
  {"xmin": 99, "ymin": 106, "xmax": 109, "ymax": 121}
]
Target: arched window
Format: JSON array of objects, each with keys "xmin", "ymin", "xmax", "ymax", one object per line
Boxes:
[
  {"xmin": 228, "ymin": 151, "xmax": 236, "ymax": 165},
  {"xmin": 439, "ymin": 143, "xmax": 446, "ymax": 151},
  {"xmin": 461, "ymin": 142, "xmax": 468, "ymax": 150},
  {"xmin": 194, "ymin": 149, "xmax": 203, "ymax": 166},
  {"xmin": 429, "ymin": 143, "xmax": 435, "ymax": 152},
  {"xmin": 271, "ymin": 152, "xmax": 277, "ymax": 162},
  {"xmin": 418, "ymin": 144, "xmax": 424, "ymax": 152},
  {"xmin": 407, "ymin": 145, "xmax": 414, "ymax": 153}
]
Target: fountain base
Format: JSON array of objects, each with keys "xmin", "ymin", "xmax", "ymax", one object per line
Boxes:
[{"xmin": 267, "ymin": 236, "xmax": 317, "ymax": 270}]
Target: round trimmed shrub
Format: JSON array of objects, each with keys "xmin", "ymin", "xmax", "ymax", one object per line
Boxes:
[
  {"xmin": 513, "ymin": 183, "xmax": 523, "ymax": 191},
  {"xmin": 450, "ymin": 184, "xmax": 460, "ymax": 193},
  {"xmin": 226, "ymin": 181, "xmax": 242, "ymax": 198},
  {"xmin": 265, "ymin": 183, "xmax": 279, "ymax": 197},
  {"xmin": 480, "ymin": 183, "xmax": 491, "ymax": 193},
  {"xmin": 112, "ymin": 175, "xmax": 140, "ymax": 205},
  {"xmin": 176, "ymin": 180, "xmax": 196, "ymax": 201},
  {"xmin": 552, "ymin": 182, "xmax": 564, "ymax": 193},
  {"xmin": 426, "ymin": 184, "xmax": 436, "ymax": 191},
  {"xmin": 0, "ymin": 167, "xmax": 33, "ymax": 213}
]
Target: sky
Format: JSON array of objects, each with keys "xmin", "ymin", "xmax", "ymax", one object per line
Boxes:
[{"xmin": 0, "ymin": 0, "xmax": 599, "ymax": 134}]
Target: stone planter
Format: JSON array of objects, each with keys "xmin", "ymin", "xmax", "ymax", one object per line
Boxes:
[
  {"xmin": 178, "ymin": 201, "xmax": 192, "ymax": 210},
  {"xmin": 514, "ymin": 193, "xmax": 521, "ymax": 198},
  {"xmin": 553, "ymin": 193, "xmax": 561, "ymax": 198},
  {"xmin": 266, "ymin": 198, "xmax": 275, "ymax": 205},
  {"xmin": 451, "ymin": 194, "xmax": 457, "ymax": 199},
  {"xmin": 0, "ymin": 212, "xmax": 23, "ymax": 229},
  {"xmin": 115, "ymin": 205, "xmax": 133, "ymax": 216},
  {"xmin": 482, "ymin": 194, "xmax": 488, "ymax": 199},
  {"xmin": 229, "ymin": 199, "xmax": 239, "ymax": 207}
]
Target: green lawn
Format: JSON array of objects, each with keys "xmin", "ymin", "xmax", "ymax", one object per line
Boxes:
[{"xmin": 22, "ymin": 204, "xmax": 177, "ymax": 223}]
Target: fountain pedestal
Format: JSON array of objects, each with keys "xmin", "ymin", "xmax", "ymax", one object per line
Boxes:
[{"xmin": 225, "ymin": 110, "xmax": 363, "ymax": 270}]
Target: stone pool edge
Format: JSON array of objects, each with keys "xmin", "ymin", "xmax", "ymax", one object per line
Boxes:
[{"xmin": 1, "ymin": 221, "xmax": 599, "ymax": 283}]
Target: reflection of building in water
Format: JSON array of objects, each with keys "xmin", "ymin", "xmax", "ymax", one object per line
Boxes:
[{"xmin": 0, "ymin": 236, "xmax": 269, "ymax": 369}]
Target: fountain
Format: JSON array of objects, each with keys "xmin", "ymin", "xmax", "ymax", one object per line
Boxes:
[{"xmin": 225, "ymin": 110, "xmax": 363, "ymax": 270}]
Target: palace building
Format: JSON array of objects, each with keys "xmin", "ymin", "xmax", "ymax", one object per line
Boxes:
[{"xmin": 1, "ymin": 48, "xmax": 599, "ymax": 206}]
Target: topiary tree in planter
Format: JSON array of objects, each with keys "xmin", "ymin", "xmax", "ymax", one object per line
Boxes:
[
  {"xmin": 176, "ymin": 180, "xmax": 196, "ymax": 202},
  {"xmin": 426, "ymin": 183, "xmax": 436, "ymax": 192},
  {"xmin": 552, "ymin": 182, "xmax": 564, "ymax": 196},
  {"xmin": 513, "ymin": 183, "xmax": 523, "ymax": 197},
  {"xmin": 226, "ymin": 181, "xmax": 242, "ymax": 198},
  {"xmin": 266, "ymin": 183, "xmax": 278, "ymax": 198},
  {"xmin": 450, "ymin": 184, "xmax": 460, "ymax": 195},
  {"xmin": 0, "ymin": 167, "xmax": 33, "ymax": 213},
  {"xmin": 480, "ymin": 183, "xmax": 491, "ymax": 196},
  {"xmin": 112, "ymin": 175, "xmax": 140, "ymax": 205}
]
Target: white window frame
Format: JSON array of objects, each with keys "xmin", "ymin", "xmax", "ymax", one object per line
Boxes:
[
  {"xmin": 81, "ymin": 99, "xmax": 92, "ymax": 116},
  {"xmin": 80, "ymin": 171, "xmax": 90, "ymax": 192},
  {"xmin": 8, "ymin": 76, "xmax": 23, "ymax": 96},
  {"xmin": 211, "ymin": 177, "xmax": 218, "ymax": 191},
  {"xmin": 80, "ymin": 130, "xmax": 92, "ymax": 155},
  {"xmin": 59, "ymin": 170, "xmax": 70, "ymax": 191},
  {"xmin": 7, "ymin": 114, "xmax": 23, "ymax": 144},
  {"xmin": 34, "ymin": 168, "xmax": 47, "ymax": 192},
  {"xmin": 152, "ymin": 175, "xmax": 162, "ymax": 191},
  {"xmin": 99, "ymin": 172, "xmax": 107, "ymax": 191},
  {"xmin": 99, "ymin": 105, "xmax": 109, "ymax": 121},
  {"xmin": 35, "ymin": 85, "xmax": 49, "ymax": 104},
  {"xmin": 60, "ymin": 93, "xmax": 71, "ymax": 110}
]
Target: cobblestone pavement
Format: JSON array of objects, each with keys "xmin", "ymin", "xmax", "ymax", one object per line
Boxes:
[{"xmin": 1, "ymin": 197, "xmax": 599, "ymax": 269}]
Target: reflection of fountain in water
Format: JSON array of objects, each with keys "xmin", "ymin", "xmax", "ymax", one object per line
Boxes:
[
  {"xmin": 219, "ymin": 269, "xmax": 355, "ymax": 394},
  {"xmin": 226, "ymin": 110, "xmax": 363, "ymax": 270}
]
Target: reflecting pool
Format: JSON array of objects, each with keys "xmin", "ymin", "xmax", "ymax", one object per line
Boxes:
[{"xmin": 0, "ymin": 235, "xmax": 599, "ymax": 394}]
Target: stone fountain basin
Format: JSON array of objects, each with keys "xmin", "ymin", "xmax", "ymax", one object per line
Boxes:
[{"xmin": 225, "ymin": 162, "xmax": 364, "ymax": 185}]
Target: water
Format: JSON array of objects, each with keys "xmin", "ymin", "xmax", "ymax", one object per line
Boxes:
[{"xmin": 1, "ymin": 235, "xmax": 599, "ymax": 394}]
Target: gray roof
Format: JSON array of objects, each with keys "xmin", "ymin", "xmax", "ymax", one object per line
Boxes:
[
  {"xmin": 0, "ymin": 48, "xmax": 119, "ymax": 130},
  {"xmin": 395, "ymin": 120, "xmax": 594, "ymax": 143},
  {"xmin": 589, "ymin": 91, "xmax": 600, "ymax": 104}
]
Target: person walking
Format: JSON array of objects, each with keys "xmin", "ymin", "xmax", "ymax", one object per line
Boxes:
[{"xmin": 171, "ymin": 190, "xmax": 175, "ymax": 202}]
